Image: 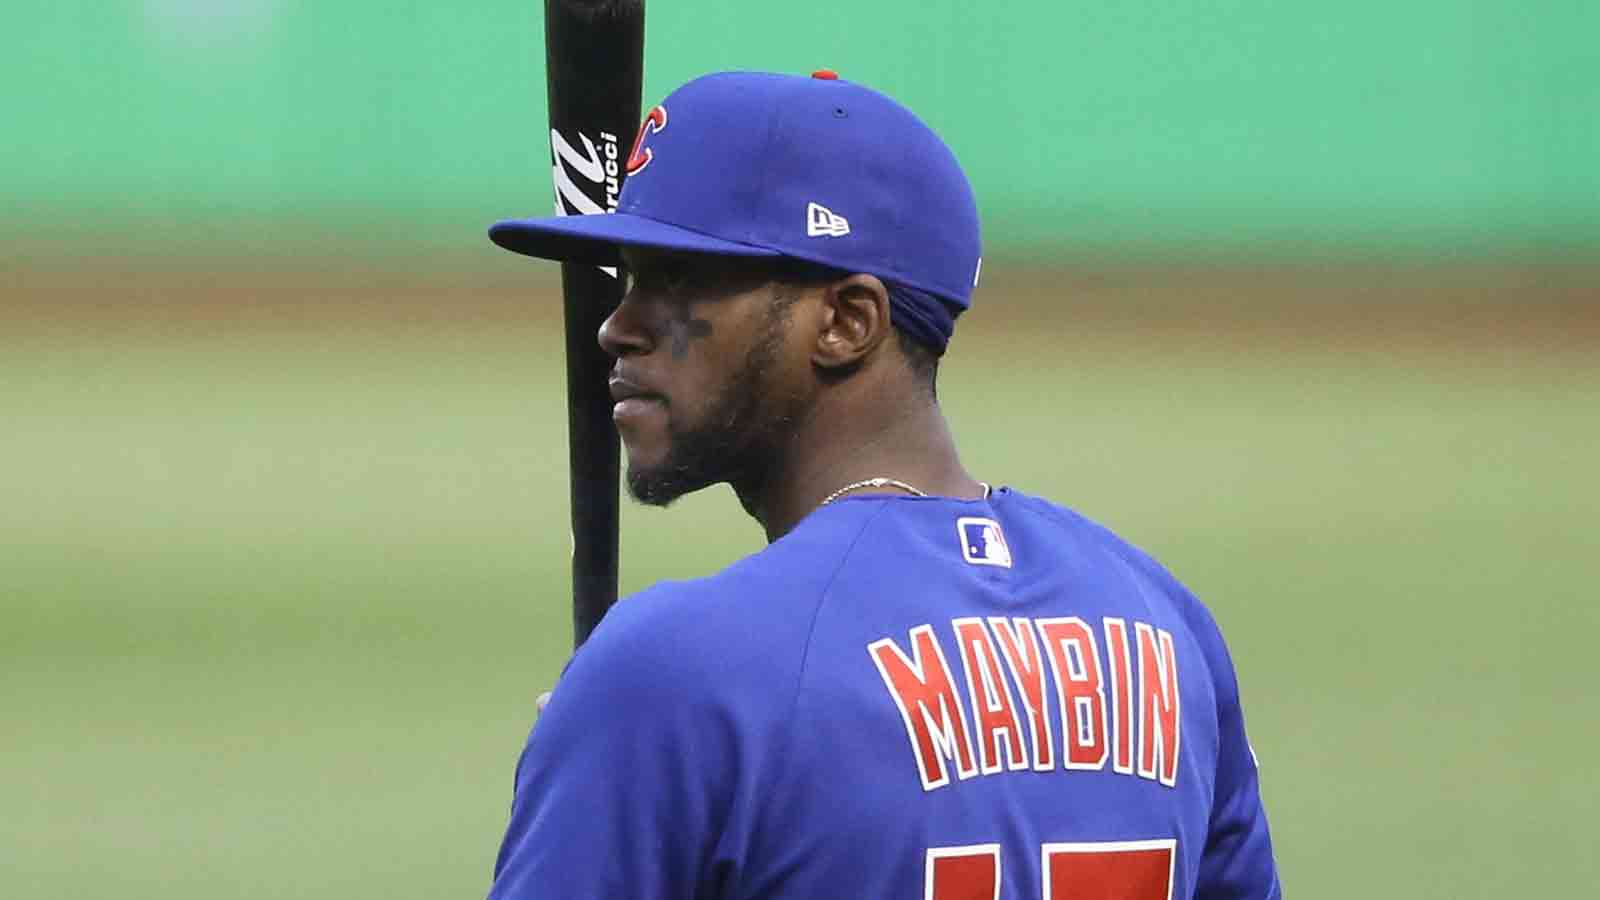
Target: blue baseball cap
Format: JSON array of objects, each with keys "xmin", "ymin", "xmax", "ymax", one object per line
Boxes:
[{"xmin": 490, "ymin": 70, "xmax": 983, "ymax": 316}]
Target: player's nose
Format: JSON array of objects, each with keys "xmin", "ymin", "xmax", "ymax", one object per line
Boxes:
[{"xmin": 598, "ymin": 294, "xmax": 654, "ymax": 359}]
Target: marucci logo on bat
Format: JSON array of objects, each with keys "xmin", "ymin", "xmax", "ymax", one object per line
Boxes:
[
  {"xmin": 551, "ymin": 128, "xmax": 621, "ymax": 219},
  {"xmin": 550, "ymin": 127, "xmax": 622, "ymax": 278}
]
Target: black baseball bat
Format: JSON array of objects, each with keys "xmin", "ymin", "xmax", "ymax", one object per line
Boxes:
[{"xmin": 543, "ymin": 0, "xmax": 644, "ymax": 647}]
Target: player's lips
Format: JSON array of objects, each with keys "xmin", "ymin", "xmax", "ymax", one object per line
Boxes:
[
  {"xmin": 608, "ymin": 376, "xmax": 665, "ymax": 404},
  {"xmin": 609, "ymin": 376, "xmax": 666, "ymax": 424}
]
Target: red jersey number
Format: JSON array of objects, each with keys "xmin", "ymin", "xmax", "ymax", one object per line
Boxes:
[{"xmin": 929, "ymin": 839, "xmax": 1175, "ymax": 900}]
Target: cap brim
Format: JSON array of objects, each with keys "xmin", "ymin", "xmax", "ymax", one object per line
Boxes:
[{"xmin": 488, "ymin": 212, "xmax": 782, "ymax": 266}]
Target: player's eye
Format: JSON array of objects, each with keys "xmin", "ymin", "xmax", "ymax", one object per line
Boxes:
[
  {"xmin": 625, "ymin": 251, "xmax": 717, "ymax": 303},
  {"xmin": 658, "ymin": 261, "xmax": 691, "ymax": 294}
]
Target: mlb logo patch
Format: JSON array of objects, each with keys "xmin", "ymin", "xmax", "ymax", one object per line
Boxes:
[{"xmin": 956, "ymin": 517, "xmax": 1012, "ymax": 568}]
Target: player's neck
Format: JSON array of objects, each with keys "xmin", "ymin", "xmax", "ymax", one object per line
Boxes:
[{"xmin": 736, "ymin": 390, "xmax": 982, "ymax": 543}]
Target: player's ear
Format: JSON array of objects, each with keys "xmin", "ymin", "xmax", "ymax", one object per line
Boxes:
[{"xmin": 812, "ymin": 273, "xmax": 892, "ymax": 372}]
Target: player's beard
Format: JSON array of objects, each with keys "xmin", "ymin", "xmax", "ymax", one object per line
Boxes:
[{"xmin": 625, "ymin": 291, "xmax": 804, "ymax": 507}]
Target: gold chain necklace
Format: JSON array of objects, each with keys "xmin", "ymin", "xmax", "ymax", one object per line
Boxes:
[
  {"xmin": 818, "ymin": 477, "xmax": 927, "ymax": 506},
  {"xmin": 818, "ymin": 478, "xmax": 993, "ymax": 506}
]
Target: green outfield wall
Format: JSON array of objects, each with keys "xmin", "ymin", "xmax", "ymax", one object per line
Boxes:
[{"xmin": 7, "ymin": 1, "xmax": 1597, "ymax": 259}]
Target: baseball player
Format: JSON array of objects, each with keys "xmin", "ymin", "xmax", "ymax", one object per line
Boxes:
[{"xmin": 485, "ymin": 71, "xmax": 1281, "ymax": 899}]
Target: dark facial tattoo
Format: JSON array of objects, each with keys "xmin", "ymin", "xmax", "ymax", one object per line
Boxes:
[
  {"xmin": 664, "ymin": 301, "xmax": 713, "ymax": 360},
  {"xmin": 626, "ymin": 287, "xmax": 803, "ymax": 507}
]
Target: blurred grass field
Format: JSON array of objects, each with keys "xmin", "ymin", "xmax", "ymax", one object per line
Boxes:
[{"xmin": 4, "ymin": 260, "xmax": 1597, "ymax": 898}]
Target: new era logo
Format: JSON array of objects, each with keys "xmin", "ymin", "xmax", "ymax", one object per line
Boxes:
[
  {"xmin": 806, "ymin": 202, "xmax": 850, "ymax": 237},
  {"xmin": 956, "ymin": 517, "xmax": 1012, "ymax": 568}
]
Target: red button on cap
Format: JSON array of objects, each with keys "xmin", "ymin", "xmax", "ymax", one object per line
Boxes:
[{"xmin": 811, "ymin": 69, "xmax": 839, "ymax": 80}]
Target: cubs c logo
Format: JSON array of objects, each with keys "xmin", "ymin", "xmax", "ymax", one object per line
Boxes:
[{"xmin": 625, "ymin": 105, "xmax": 667, "ymax": 175}]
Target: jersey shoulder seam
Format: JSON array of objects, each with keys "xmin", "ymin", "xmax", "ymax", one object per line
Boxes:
[
  {"xmin": 1008, "ymin": 496, "xmax": 1230, "ymax": 697},
  {"xmin": 752, "ymin": 502, "xmax": 895, "ymax": 822},
  {"xmin": 1013, "ymin": 496, "xmax": 1202, "ymax": 615}
]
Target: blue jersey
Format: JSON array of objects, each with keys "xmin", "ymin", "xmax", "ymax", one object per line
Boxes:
[{"xmin": 489, "ymin": 488, "xmax": 1281, "ymax": 899}]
